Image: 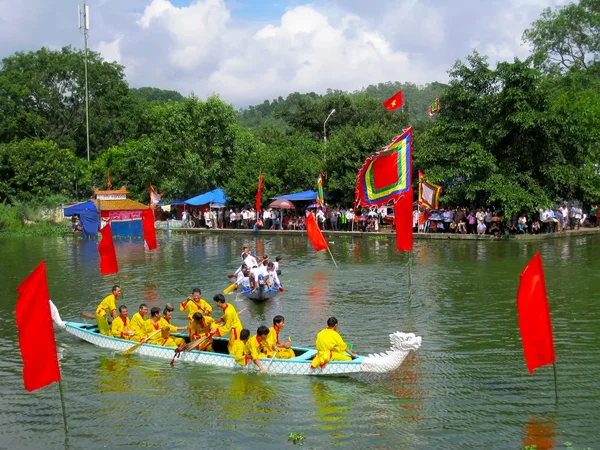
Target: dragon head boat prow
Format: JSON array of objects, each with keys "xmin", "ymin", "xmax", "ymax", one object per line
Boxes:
[{"xmin": 359, "ymin": 331, "xmax": 422, "ymax": 374}]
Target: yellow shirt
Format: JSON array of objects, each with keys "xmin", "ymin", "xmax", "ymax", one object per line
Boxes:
[
  {"xmin": 144, "ymin": 319, "xmax": 166, "ymax": 345},
  {"xmin": 180, "ymin": 298, "xmax": 212, "ymax": 319},
  {"xmin": 130, "ymin": 312, "xmax": 147, "ymax": 339},
  {"xmin": 158, "ymin": 317, "xmax": 178, "ymax": 333},
  {"xmin": 265, "ymin": 326, "xmax": 295, "ymax": 360},
  {"xmin": 245, "ymin": 335, "xmax": 270, "ymax": 361},
  {"xmin": 311, "ymin": 328, "xmax": 350, "ymax": 368},
  {"xmin": 96, "ymin": 294, "xmax": 117, "ymax": 318},
  {"xmin": 213, "ymin": 304, "xmax": 243, "ymax": 344},
  {"xmin": 189, "ymin": 316, "xmax": 216, "ymax": 339},
  {"xmin": 230, "ymin": 339, "xmax": 248, "ymax": 366},
  {"xmin": 111, "ymin": 316, "xmax": 133, "ymax": 340}
]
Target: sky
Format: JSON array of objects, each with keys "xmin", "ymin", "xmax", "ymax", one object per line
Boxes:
[{"xmin": 0, "ymin": 0, "xmax": 570, "ymax": 107}]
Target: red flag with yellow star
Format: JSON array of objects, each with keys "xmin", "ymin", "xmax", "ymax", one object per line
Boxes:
[{"xmin": 383, "ymin": 91, "xmax": 403, "ymax": 111}]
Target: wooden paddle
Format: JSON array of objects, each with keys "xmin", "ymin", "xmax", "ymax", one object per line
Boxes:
[
  {"xmin": 223, "ymin": 282, "xmax": 237, "ymax": 294},
  {"xmin": 80, "ymin": 312, "xmax": 95, "ymax": 319},
  {"xmin": 185, "ymin": 335, "xmax": 210, "ymax": 352},
  {"xmin": 266, "ymin": 336, "xmax": 291, "ymax": 372},
  {"xmin": 122, "ymin": 329, "xmax": 162, "ymax": 355}
]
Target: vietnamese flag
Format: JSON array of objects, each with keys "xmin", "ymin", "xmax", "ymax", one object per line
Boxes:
[
  {"xmin": 98, "ymin": 221, "xmax": 119, "ymax": 274},
  {"xmin": 394, "ymin": 190, "xmax": 413, "ymax": 252},
  {"xmin": 517, "ymin": 252, "xmax": 556, "ymax": 374},
  {"xmin": 142, "ymin": 208, "xmax": 157, "ymax": 251},
  {"xmin": 306, "ymin": 212, "xmax": 328, "ymax": 252},
  {"xmin": 16, "ymin": 261, "xmax": 61, "ymax": 392},
  {"xmin": 256, "ymin": 173, "xmax": 264, "ymax": 213},
  {"xmin": 383, "ymin": 91, "xmax": 403, "ymax": 111}
]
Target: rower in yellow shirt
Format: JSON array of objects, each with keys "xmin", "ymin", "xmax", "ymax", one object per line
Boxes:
[
  {"xmin": 95, "ymin": 285, "xmax": 121, "ymax": 335},
  {"xmin": 264, "ymin": 315, "xmax": 295, "ymax": 359},
  {"xmin": 311, "ymin": 317, "xmax": 357, "ymax": 369},
  {"xmin": 230, "ymin": 329, "xmax": 251, "ymax": 366},
  {"xmin": 180, "ymin": 288, "xmax": 212, "ymax": 320},
  {"xmin": 159, "ymin": 307, "xmax": 187, "ymax": 347},
  {"xmin": 245, "ymin": 326, "xmax": 271, "ymax": 372},
  {"xmin": 144, "ymin": 307, "xmax": 178, "ymax": 348},
  {"xmin": 130, "ymin": 303, "xmax": 149, "ymax": 341},
  {"xmin": 188, "ymin": 312, "xmax": 217, "ymax": 351},
  {"xmin": 111, "ymin": 305, "xmax": 135, "ymax": 340},
  {"xmin": 209, "ymin": 294, "xmax": 243, "ymax": 350}
]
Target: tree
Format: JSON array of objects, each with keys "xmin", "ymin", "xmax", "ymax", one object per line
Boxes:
[
  {"xmin": 523, "ymin": 0, "xmax": 600, "ymax": 73},
  {"xmin": 131, "ymin": 87, "xmax": 185, "ymax": 103}
]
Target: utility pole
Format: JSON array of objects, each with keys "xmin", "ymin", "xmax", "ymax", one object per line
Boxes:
[{"xmin": 79, "ymin": 3, "xmax": 90, "ymax": 161}]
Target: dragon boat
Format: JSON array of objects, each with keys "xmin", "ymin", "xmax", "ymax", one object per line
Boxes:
[
  {"xmin": 50, "ymin": 305, "xmax": 421, "ymax": 377},
  {"xmin": 239, "ymin": 284, "xmax": 280, "ymax": 302}
]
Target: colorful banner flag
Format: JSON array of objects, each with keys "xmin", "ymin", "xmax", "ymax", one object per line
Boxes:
[
  {"xmin": 256, "ymin": 173, "xmax": 264, "ymax": 213},
  {"xmin": 517, "ymin": 252, "xmax": 556, "ymax": 374},
  {"xmin": 355, "ymin": 127, "xmax": 412, "ymax": 207},
  {"xmin": 150, "ymin": 184, "xmax": 161, "ymax": 207},
  {"xmin": 16, "ymin": 261, "xmax": 61, "ymax": 392},
  {"xmin": 428, "ymin": 97, "xmax": 440, "ymax": 117},
  {"xmin": 418, "ymin": 170, "xmax": 442, "ymax": 209},
  {"xmin": 142, "ymin": 208, "xmax": 158, "ymax": 251},
  {"xmin": 383, "ymin": 91, "xmax": 403, "ymax": 111},
  {"xmin": 305, "ymin": 212, "xmax": 328, "ymax": 252},
  {"xmin": 394, "ymin": 189, "xmax": 413, "ymax": 252},
  {"xmin": 98, "ymin": 220, "xmax": 119, "ymax": 274},
  {"xmin": 316, "ymin": 173, "xmax": 325, "ymax": 207}
]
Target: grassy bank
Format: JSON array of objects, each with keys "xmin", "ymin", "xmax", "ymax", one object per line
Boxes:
[{"xmin": 0, "ymin": 196, "xmax": 70, "ymax": 236}]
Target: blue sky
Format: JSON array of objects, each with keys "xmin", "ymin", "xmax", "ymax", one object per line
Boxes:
[{"xmin": 0, "ymin": 0, "xmax": 570, "ymax": 107}]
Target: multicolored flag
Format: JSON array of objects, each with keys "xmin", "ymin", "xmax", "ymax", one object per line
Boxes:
[
  {"xmin": 428, "ymin": 97, "xmax": 441, "ymax": 117},
  {"xmin": 16, "ymin": 261, "xmax": 61, "ymax": 392},
  {"xmin": 142, "ymin": 208, "xmax": 158, "ymax": 251},
  {"xmin": 305, "ymin": 212, "xmax": 328, "ymax": 252},
  {"xmin": 256, "ymin": 173, "xmax": 264, "ymax": 213},
  {"xmin": 383, "ymin": 91, "xmax": 403, "ymax": 111},
  {"xmin": 418, "ymin": 170, "xmax": 442, "ymax": 209},
  {"xmin": 316, "ymin": 173, "xmax": 325, "ymax": 207},
  {"xmin": 98, "ymin": 219, "xmax": 119, "ymax": 274},
  {"xmin": 517, "ymin": 252, "xmax": 556, "ymax": 374},
  {"xmin": 149, "ymin": 184, "xmax": 161, "ymax": 207}
]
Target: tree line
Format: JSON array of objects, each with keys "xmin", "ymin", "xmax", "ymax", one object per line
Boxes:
[{"xmin": 0, "ymin": 0, "xmax": 598, "ymax": 217}]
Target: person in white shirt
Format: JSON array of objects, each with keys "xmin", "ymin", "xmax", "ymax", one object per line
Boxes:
[
  {"xmin": 266, "ymin": 262, "xmax": 282, "ymax": 289},
  {"xmin": 243, "ymin": 253, "xmax": 258, "ymax": 269},
  {"xmin": 236, "ymin": 267, "xmax": 251, "ymax": 289},
  {"xmin": 229, "ymin": 210, "xmax": 237, "ymax": 228},
  {"xmin": 273, "ymin": 256, "xmax": 283, "ymax": 275},
  {"xmin": 346, "ymin": 209, "xmax": 355, "ymax": 231},
  {"xmin": 263, "ymin": 209, "xmax": 271, "ymax": 229},
  {"xmin": 203, "ymin": 210, "xmax": 213, "ymax": 228}
]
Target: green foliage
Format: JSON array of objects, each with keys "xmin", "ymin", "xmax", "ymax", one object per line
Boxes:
[
  {"xmin": 131, "ymin": 87, "xmax": 185, "ymax": 103},
  {"xmin": 288, "ymin": 432, "xmax": 305, "ymax": 445}
]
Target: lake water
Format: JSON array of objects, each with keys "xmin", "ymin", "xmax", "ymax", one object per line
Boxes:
[{"xmin": 0, "ymin": 232, "xmax": 599, "ymax": 449}]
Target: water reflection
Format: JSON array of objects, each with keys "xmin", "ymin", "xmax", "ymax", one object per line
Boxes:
[
  {"xmin": 311, "ymin": 380, "xmax": 349, "ymax": 438},
  {"xmin": 521, "ymin": 417, "xmax": 557, "ymax": 450}
]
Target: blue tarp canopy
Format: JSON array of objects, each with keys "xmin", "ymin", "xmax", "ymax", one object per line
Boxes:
[
  {"xmin": 272, "ymin": 190, "xmax": 326, "ymax": 201},
  {"xmin": 63, "ymin": 200, "xmax": 99, "ymax": 237},
  {"xmin": 184, "ymin": 189, "xmax": 228, "ymax": 206}
]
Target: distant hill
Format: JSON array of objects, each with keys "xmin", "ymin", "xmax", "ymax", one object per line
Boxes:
[{"xmin": 131, "ymin": 87, "xmax": 185, "ymax": 103}]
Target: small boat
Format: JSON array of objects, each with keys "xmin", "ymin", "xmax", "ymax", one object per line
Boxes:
[
  {"xmin": 239, "ymin": 284, "xmax": 279, "ymax": 302},
  {"xmin": 50, "ymin": 306, "xmax": 421, "ymax": 377}
]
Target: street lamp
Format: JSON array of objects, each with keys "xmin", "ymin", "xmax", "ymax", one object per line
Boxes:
[{"xmin": 323, "ymin": 108, "xmax": 336, "ymax": 144}]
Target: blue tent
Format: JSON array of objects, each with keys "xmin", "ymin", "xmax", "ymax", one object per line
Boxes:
[
  {"xmin": 184, "ymin": 189, "xmax": 228, "ymax": 206},
  {"xmin": 272, "ymin": 190, "xmax": 326, "ymax": 201},
  {"xmin": 63, "ymin": 200, "xmax": 99, "ymax": 237}
]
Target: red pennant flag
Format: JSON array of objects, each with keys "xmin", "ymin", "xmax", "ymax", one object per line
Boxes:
[
  {"xmin": 305, "ymin": 212, "xmax": 328, "ymax": 252},
  {"xmin": 98, "ymin": 221, "xmax": 119, "ymax": 274},
  {"xmin": 517, "ymin": 252, "xmax": 556, "ymax": 374},
  {"xmin": 142, "ymin": 208, "xmax": 157, "ymax": 251},
  {"xmin": 394, "ymin": 190, "xmax": 413, "ymax": 252},
  {"xmin": 383, "ymin": 91, "xmax": 403, "ymax": 111},
  {"xmin": 16, "ymin": 261, "xmax": 61, "ymax": 392},
  {"xmin": 256, "ymin": 173, "xmax": 264, "ymax": 213}
]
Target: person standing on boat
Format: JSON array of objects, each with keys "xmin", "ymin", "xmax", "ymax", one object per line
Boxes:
[
  {"xmin": 273, "ymin": 256, "xmax": 283, "ymax": 276},
  {"xmin": 160, "ymin": 307, "xmax": 187, "ymax": 347},
  {"xmin": 95, "ymin": 285, "xmax": 121, "ymax": 335},
  {"xmin": 130, "ymin": 303, "xmax": 149, "ymax": 340},
  {"xmin": 111, "ymin": 305, "xmax": 135, "ymax": 340},
  {"xmin": 143, "ymin": 307, "xmax": 177, "ymax": 347},
  {"xmin": 311, "ymin": 317, "xmax": 357, "ymax": 369},
  {"xmin": 245, "ymin": 326, "xmax": 271, "ymax": 372},
  {"xmin": 188, "ymin": 312, "xmax": 217, "ymax": 351},
  {"xmin": 209, "ymin": 294, "xmax": 244, "ymax": 350},
  {"xmin": 231, "ymin": 329, "xmax": 251, "ymax": 366},
  {"xmin": 235, "ymin": 265, "xmax": 251, "ymax": 290},
  {"xmin": 265, "ymin": 316, "xmax": 294, "ymax": 359},
  {"xmin": 180, "ymin": 288, "xmax": 212, "ymax": 320},
  {"xmin": 266, "ymin": 262, "xmax": 282, "ymax": 290}
]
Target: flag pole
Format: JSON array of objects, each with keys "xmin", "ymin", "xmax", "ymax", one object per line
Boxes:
[
  {"xmin": 408, "ymin": 252, "xmax": 412, "ymax": 305},
  {"xmin": 326, "ymin": 245, "xmax": 338, "ymax": 268},
  {"xmin": 552, "ymin": 362, "xmax": 558, "ymax": 403},
  {"xmin": 58, "ymin": 379, "xmax": 69, "ymax": 433}
]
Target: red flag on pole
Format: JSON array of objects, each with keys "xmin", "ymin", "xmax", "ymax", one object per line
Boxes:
[
  {"xmin": 142, "ymin": 208, "xmax": 157, "ymax": 251},
  {"xmin": 16, "ymin": 261, "xmax": 61, "ymax": 392},
  {"xmin": 305, "ymin": 212, "xmax": 328, "ymax": 252},
  {"xmin": 383, "ymin": 91, "xmax": 403, "ymax": 111},
  {"xmin": 256, "ymin": 173, "xmax": 264, "ymax": 213},
  {"xmin": 98, "ymin": 220, "xmax": 119, "ymax": 274},
  {"xmin": 394, "ymin": 190, "xmax": 413, "ymax": 252},
  {"xmin": 517, "ymin": 252, "xmax": 556, "ymax": 374}
]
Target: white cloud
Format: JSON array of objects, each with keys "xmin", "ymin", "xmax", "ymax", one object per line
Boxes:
[{"xmin": 0, "ymin": 0, "xmax": 574, "ymax": 106}]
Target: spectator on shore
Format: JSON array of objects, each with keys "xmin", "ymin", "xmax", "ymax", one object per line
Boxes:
[{"xmin": 467, "ymin": 211, "xmax": 476, "ymax": 234}]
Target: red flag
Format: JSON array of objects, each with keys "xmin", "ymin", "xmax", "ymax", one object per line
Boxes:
[
  {"xmin": 256, "ymin": 173, "xmax": 264, "ymax": 213},
  {"xmin": 394, "ymin": 190, "xmax": 413, "ymax": 252},
  {"xmin": 517, "ymin": 252, "xmax": 555, "ymax": 374},
  {"xmin": 305, "ymin": 212, "xmax": 328, "ymax": 252},
  {"xmin": 16, "ymin": 261, "xmax": 61, "ymax": 392},
  {"xmin": 383, "ymin": 91, "xmax": 403, "ymax": 111},
  {"xmin": 142, "ymin": 208, "xmax": 157, "ymax": 251},
  {"xmin": 98, "ymin": 221, "xmax": 119, "ymax": 274}
]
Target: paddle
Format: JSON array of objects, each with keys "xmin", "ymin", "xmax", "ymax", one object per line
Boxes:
[
  {"xmin": 122, "ymin": 329, "xmax": 162, "ymax": 356},
  {"xmin": 223, "ymin": 282, "xmax": 237, "ymax": 294},
  {"xmin": 266, "ymin": 336, "xmax": 291, "ymax": 372},
  {"xmin": 80, "ymin": 312, "xmax": 95, "ymax": 320},
  {"xmin": 186, "ymin": 307, "xmax": 248, "ymax": 351}
]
